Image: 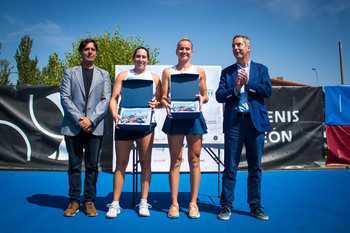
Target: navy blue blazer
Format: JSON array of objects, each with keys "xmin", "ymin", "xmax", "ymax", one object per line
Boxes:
[{"xmin": 216, "ymin": 61, "xmax": 272, "ymax": 133}]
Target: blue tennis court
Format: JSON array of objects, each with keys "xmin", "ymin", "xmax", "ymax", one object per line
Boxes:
[{"xmin": 1, "ymin": 169, "xmax": 349, "ymax": 233}]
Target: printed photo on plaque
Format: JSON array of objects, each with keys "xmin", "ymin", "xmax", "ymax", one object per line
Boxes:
[
  {"xmin": 118, "ymin": 108, "xmax": 152, "ymax": 126},
  {"xmin": 170, "ymin": 101, "xmax": 200, "ymax": 113}
]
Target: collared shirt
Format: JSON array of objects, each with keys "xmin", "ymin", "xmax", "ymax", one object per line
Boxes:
[{"xmin": 234, "ymin": 60, "xmax": 251, "ymax": 113}]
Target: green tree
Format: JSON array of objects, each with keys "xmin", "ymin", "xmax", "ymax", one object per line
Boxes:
[
  {"xmin": 41, "ymin": 53, "xmax": 66, "ymax": 85},
  {"xmin": 65, "ymin": 26, "xmax": 160, "ymax": 84},
  {"xmin": 0, "ymin": 42, "xmax": 13, "ymax": 85},
  {"xmin": 14, "ymin": 35, "xmax": 41, "ymax": 85}
]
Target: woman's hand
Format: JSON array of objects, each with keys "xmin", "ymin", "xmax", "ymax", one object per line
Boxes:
[
  {"xmin": 113, "ymin": 113, "xmax": 123, "ymax": 128},
  {"xmin": 165, "ymin": 102, "xmax": 172, "ymax": 118},
  {"xmin": 196, "ymin": 94, "xmax": 203, "ymax": 110},
  {"xmin": 148, "ymin": 98, "xmax": 160, "ymax": 111},
  {"xmin": 161, "ymin": 96, "xmax": 172, "ymax": 118}
]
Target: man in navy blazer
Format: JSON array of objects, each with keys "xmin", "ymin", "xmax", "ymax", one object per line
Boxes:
[
  {"xmin": 216, "ymin": 35, "xmax": 272, "ymax": 221},
  {"xmin": 60, "ymin": 39, "xmax": 111, "ymax": 217}
]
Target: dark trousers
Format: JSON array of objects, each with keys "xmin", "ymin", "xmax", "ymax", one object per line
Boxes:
[
  {"xmin": 220, "ymin": 115, "xmax": 265, "ymax": 209},
  {"xmin": 65, "ymin": 131, "xmax": 103, "ymax": 204}
]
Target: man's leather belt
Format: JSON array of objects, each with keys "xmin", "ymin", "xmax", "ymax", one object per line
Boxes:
[{"xmin": 237, "ymin": 112, "xmax": 250, "ymax": 118}]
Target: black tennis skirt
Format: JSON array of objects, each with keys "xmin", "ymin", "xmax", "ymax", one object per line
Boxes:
[{"xmin": 114, "ymin": 123, "xmax": 157, "ymax": 141}]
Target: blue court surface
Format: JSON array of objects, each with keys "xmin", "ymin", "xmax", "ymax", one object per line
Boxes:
[{"xmin": 1, "ymin": 169, "xmax": 349, "ymax": 233}]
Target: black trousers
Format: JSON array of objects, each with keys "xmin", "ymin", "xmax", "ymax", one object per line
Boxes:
[{"xmin": 65, "ymin": 131, "xmax": 103, "ymax": 204}]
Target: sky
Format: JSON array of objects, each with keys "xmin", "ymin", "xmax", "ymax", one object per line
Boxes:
[{"xmin": 0, "ymin": 0, "xmax": 349, "ymax": 86}]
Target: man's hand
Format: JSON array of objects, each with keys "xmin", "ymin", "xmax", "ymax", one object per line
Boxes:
[
  {"xmin": 79, "ymin": 117, "xmax": 93, "ymax": 132},
  {"xmin": 235, "ymin": 70, "xmax": 248, "ymax": 92}
]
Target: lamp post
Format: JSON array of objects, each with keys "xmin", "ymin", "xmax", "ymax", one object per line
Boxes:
[
  {"xmin": 339, "ymin": 41, "xmax": 344, "ymax": 84},
  {"xmin": 312, "ymin": 68, "xmax": 319, "ymax": 86}
]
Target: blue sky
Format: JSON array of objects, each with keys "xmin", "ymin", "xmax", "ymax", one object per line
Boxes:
[{"xmin": 0, "ymin": 0, "xmax": 349, "ymax": 86}]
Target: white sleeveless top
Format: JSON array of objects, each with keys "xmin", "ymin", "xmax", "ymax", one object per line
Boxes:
[
  {"xmin": 168, "ymin": 65, "xmax": 198, "ymax": 101},
  {"xmin": 125, "ymin": 69, "xmax": 156, "ymax": 123}
]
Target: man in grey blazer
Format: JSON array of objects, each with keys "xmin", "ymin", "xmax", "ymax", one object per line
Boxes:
[{"xmin": 60, "ymin": 39, "xmax": 111, "ymax": 217}]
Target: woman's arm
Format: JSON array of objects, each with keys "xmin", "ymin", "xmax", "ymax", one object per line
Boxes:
[
  {"xmin": 109, "ymin": 71, "xmax": 127, "ymax": 124},
  {"xmin": 149, "ymin": 73, "xmax": 163, "ymax": 109},
  {"xmin": 197, "ymin": 67, "xmax": 209, "ymax": 107},
  {"xmin": 161, "ymin": 68, "xmax": 172, "ymax": 117}
]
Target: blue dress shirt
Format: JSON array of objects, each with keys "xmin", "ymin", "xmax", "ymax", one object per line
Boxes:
[{"xmin": 234, "ymin": 61, "xmax": 251, "ymax": 113}]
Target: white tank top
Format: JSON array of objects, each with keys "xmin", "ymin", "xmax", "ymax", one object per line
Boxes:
[
  {"xmin": 168, "ymin": 65, "xmax": 198, "ymax": 100},
  {"xmin": 125, "ymin": 69, "xmax": 156, "ymax": 123},
  {"xmin": 170, "ymin": 65, "xmax": 198, "ymax": 75}
]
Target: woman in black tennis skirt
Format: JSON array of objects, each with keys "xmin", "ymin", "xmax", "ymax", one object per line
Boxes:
[{"xmin": 106, "ymin": 47, "xmax": 162, "ymax": 218}]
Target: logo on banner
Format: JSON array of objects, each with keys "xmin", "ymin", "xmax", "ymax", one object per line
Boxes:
[
  {"xmin": 266, "ymin": 110, "xmax": 300, "ymax": 143},
  {"xmin": 0, "ymin": 91, "xmax": 68, "ymax": 162}
]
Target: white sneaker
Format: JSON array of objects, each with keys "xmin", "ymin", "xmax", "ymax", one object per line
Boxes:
[
  {"xmin": 137, "ymin": 202, "xmax": 152, "ymax": 217},
  {"xmin": 106, "ymin": 202, "xmax": 121, "ymax": 218}
]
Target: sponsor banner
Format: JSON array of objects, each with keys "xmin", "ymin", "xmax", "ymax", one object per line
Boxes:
[
  {"xmin": 324, "ymin": 85, "xmax": 350, "ymax": 166},
  {"xmin": 326, "ymin": 125, "xmax": 350, "ymax": 166},
  {"xmin": 325, "ymin": 85, "xmax": 350, "ymax": 126},
  {"xmin": 263, "ymin": 86, "xmax": 325, "ymax": 169},
  {"xmin": 0, "ymin": 83, "xmax": 325, "ymax": 171},
  {"xmin": 0, "ymin": 85, "xmax": 113, "ymax": 171}
]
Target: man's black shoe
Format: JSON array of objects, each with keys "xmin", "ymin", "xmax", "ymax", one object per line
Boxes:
[
  {"xmin": 217, "ymin": 207, "xmax": 231, "ymax": 220},
  {"xmin": 250, "ymin": 206, "xmax": 269, "ymax": 220}
]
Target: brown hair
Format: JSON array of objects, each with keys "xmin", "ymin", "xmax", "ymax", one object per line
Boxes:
[{"xmin": 177, "ymin": 37, "xmax": 193, "ymax": 50}]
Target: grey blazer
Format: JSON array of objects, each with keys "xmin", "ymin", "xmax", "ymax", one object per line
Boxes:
[{"xmin": 60, "ymin": 65, "xmax": 111, "ymax": 136}]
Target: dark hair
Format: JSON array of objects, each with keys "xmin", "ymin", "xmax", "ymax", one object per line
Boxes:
[
  {"xmin": 78, "ymin": 39, "xmax": 99, "ymax": 52},
  {"xmin": 132, "ymin": 47, "xmax": 150, "ymax": 60}
]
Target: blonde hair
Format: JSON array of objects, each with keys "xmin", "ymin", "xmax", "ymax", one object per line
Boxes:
[{"xmin": 177, "ymin": 37, "xmax": 193, "ymax": 50}]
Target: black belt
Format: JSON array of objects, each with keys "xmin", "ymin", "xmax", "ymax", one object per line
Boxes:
[{"xmin": 237, "ymin": 112, "xmax": 250, "ymax": 118}]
